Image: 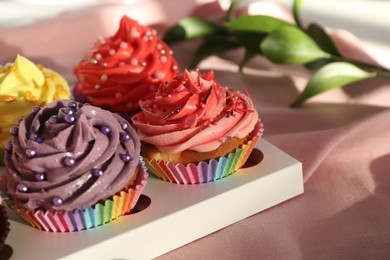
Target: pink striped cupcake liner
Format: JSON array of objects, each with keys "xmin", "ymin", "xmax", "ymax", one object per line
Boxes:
[{"xmin": 8, "ymin": 163, "xmax": 148, "ymax": 232}]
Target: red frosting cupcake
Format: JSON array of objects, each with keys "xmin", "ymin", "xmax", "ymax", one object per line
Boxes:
[{"xmin": 73, "ymin": 15, "xmax": 179, "ymax": 113}]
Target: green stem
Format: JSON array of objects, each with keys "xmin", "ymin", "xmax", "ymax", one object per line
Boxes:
[{"xmin": 226, "ymin": 0, "xmax": 240, "ymax": 22}]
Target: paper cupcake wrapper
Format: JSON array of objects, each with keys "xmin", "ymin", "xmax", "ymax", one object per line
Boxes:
[
  {"xmin": 0, "ymin": 150, "xmax": 5, "ymax": 166},
  {"xmin": 145, "ymin": 134, "xmax": 260, "ymax": 185},
  {"xmin": 9, "ymin": 165, "xmax": 148, "ymax": 233},
  {"xmin": 0, "ymin": 204, "xmax": 10, "ymax": 250}
]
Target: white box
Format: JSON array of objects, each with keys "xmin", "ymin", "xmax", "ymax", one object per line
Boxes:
[{"xmin": 2, "ymin": 139, "xmax": 303, "ymax": 259}]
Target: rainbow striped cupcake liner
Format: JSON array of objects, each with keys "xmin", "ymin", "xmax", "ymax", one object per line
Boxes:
[
  {"xmin": 145, "ymin": 122, "xmax": 263, "ymax": 184},
  {"xmin": 8, "ymin": 164, "xmax": 148, "ymax": 232}
]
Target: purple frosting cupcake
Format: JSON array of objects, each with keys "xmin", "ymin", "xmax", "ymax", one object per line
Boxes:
[{"xmin": 0, "ymin": 100, "xmax": 147, "ymax": 232}]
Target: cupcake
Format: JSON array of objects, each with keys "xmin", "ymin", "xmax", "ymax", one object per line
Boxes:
[
  {"xmin": 0, "ymin": 100, "xmax": 147, "ymax": 232},
  {"xmin": 73, "ymin": 15, "xmax": 179, "ymax": 114},
  {"xmin": 132, "ymin": 69, "xmax": 263, "ymax": 184},
  {"xmin": 0, "ymin": 55, "xmax": 71, "ymax": 165},
  {"xmin": 0, "ymin": 197, "xmax": 10, "ymax": 250}
]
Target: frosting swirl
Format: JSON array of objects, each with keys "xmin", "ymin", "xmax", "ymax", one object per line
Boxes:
[
  {"xmin": 73, "ymin": 15, "xmax": 179, "ymax": 112},
  {"xmin": 132, "ymin": 70, "xmax": 259, "ymax": 154},
  {"xmin": 1, "ymin": 100, "xmax": 140, "ymax": 211},
  {"xmin": 0, "ymin": 55, "xmax": 71, "ymax": 148}
]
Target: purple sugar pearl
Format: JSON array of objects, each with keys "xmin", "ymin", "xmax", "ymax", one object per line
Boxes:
[
  {"xmin": 5, "ymin": 142, "xmax": 12, "ymax": 152},
  {"xmin": 64, "ymin": 114, "xmax": 76, "ymax": 124},
  {"xmin": 25, "ymin": 148, "xmax": 37, "ymax": 157},
  {"xmin": 92, "ymin": 168, "xmax": 103, "ymax": 177},
  {"xmin": 120, "ymin": 121, "xmax": 129, "ymax": 130},
  {"xmin": 35, "ymin": 137, "xmax": 44, "ymax": 143},
  {"xmin": 68, "ymin": 101, "xmax": 77, "ymax": 109},
  {"xmin": 63, "ymin": 108, "xmax": 74, "ymax": 115},
  {"xmin": 10, "ymin": 126, "xmax": 18, "ymax": 136},
  {"xmin": 100, "ymin": 126, "xmax": 111, "ymax": 135},
  {"xmin": 120, "ymin": 153, "xmax": 131, "ymax": 163},
  {"xmin": 63, "ymin": 156, "xmax": 76, "ymax": 167},
  {"xmin": 32, "ymin": 106, "xmax": 41, "ymax": 113},
  {"xmin": 35, "ymin": 172, "xmax": 45, "ymax": 181},
  {"xmin": 120, "ymin": 132, "xmax": 130, "ymax": 142},
  {"xmin": 48, "ymin": 115, "xmax": 59, "ymax": 124},
  {"xmin": 16, "ymin": 183, "xmax": 28, "ymax": 192},
  {"xmin": 52, "ymin": 196, "xmax": 63, "ymax": 206},
  {"xmin": 29, "ymin": 132, "xmax": 37, "ymax": 141}
]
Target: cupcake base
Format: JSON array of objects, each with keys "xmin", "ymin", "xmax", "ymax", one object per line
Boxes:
[
  {"xmin": 7, "ymin": 164, "xmax": 148, "ymax": 232},
  {"xmin": 144, "ymin": 121, "xmax": 263, "ymax": 184}
]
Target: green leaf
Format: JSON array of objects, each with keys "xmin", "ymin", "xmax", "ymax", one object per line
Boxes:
[
  {"xmin": 291, "ymin": 62, "xmax": 376, "ymax": 106},
  {"xmin": 231, "ymin": 31, "xmax": 267, "ymax": 53},
  {"xmin": 163, "ymin": 18, "xmax": 227, "ymax": 44},
  {"xmin": 260, "ymin": 26, "xmax": 331, "ymax": 64},
  {"xmin": 306, "ymin": 23, "xmax": 340, "ymax": 56},
  {"xmin": 239, "ymin": 51, "xmax": 257, "ymax": 72},
  {"xmin": 189, "ymin": 38, "xmax": 241, "ymax": 68},
  {"xmin": 227, "ymin": 15, "xmax": 291, "ymax": 54},
  {"xmin": 227, "ymin": 15, "xmax": 291, "ymax": 33},
  {"xmin": 293, "ymin": 0, "xmax": 304, "ymax": 28}
]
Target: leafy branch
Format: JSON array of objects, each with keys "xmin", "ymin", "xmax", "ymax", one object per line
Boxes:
[{"xmin": 163, "ymin": 0, "xmax": 390, "ymax": 106}]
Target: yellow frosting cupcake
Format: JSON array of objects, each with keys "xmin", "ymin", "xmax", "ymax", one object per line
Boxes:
[{"xmin": 0, "ymin": 55, "xmax": 71, "ymax": 157}]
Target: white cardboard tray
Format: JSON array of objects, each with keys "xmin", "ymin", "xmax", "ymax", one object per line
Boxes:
[{"xmin": 2, "ymin": 139, "xmax": 303, "ymax": 259}]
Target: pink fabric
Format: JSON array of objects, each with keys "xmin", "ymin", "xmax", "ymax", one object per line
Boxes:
[{"xmin": 1, "ymin": 0, "xmax": 390, "ymax": 258}]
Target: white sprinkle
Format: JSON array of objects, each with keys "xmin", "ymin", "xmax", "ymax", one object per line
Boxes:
[
  {"xmin": 141, "ymin": 61, "xmax": 147, "ymax": 67},
  {"xmin": 130, "ymin": 58, "xmax": 138, "ymax": 66},
  {"xmin": 115, "ymin": 92, "xmax": 122, "ymax": 99},
  {"xmin": 95, "ymin": 84, "xmax": 101, "ymax": 90},
  {"xmin": 120, "ymin": 42, "xmax": 128, "ymax": 49},
  {"xmin": 145, "ymin": 30, "xmax": 152, "ymax": 36},
  {"xmin": 95, "ymin": 53, "xmax": 102, "ymax": 60},
  {"xmin": 160, "ymin": 49, "xmax": 166, "ymax": 55},
  {"xmin": 101, "ymin": 74, "xmax": 108, "ymax": 81},
  {"xmin": 155, "ymin": 71, "xmax": 165, "ymax": 79},
  {"xmin": 172, "ymin": 65, "xmax": 178, "ymax": 70},
  {"xmin": 169, "ymin": 50, "xmax": 173, "ymax": 55},
  {"xmin": 130, "ymin": 28, "xmax": 140, "ymax": 38},
  {"xmin": 102, "ymin": 62, "xmax": 108, "ymax": 67},
  {"xmin": 156, "ymin": 43, "xmax": 163, "ymax": 50},
  {"xmin": 90, "ymin": 59, "xmax": 98, "ymax": 64},
  {"xmin": 160, "ymin": 56, "xmax": 167, "ymax": 63},
  {"xmin": 143, "ymin": 36, "xmax": 149, "ymax": 41},
  {"xmin": 127, "ymin": 102, "xmax": 133, "ymax": 108},
  {"xmin": 109, "ymin": 49, "xmax": 116, "ymax": 56},
  {"xmin": 119, "ymin": 62, "xmax": 125, "ymax": 67}
]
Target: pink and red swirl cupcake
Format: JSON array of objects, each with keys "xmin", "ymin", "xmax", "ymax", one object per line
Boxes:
[
  {"xmin": 0, "ymin": 100, "xmax": 147, "ymax": 232},
  {"xmin": 132, "ymin": 70, "xmax": 263, "ymax": 184},
  {"xmin": 73, "ymin": 15, "xmax": 179, "ymax": 113}
]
